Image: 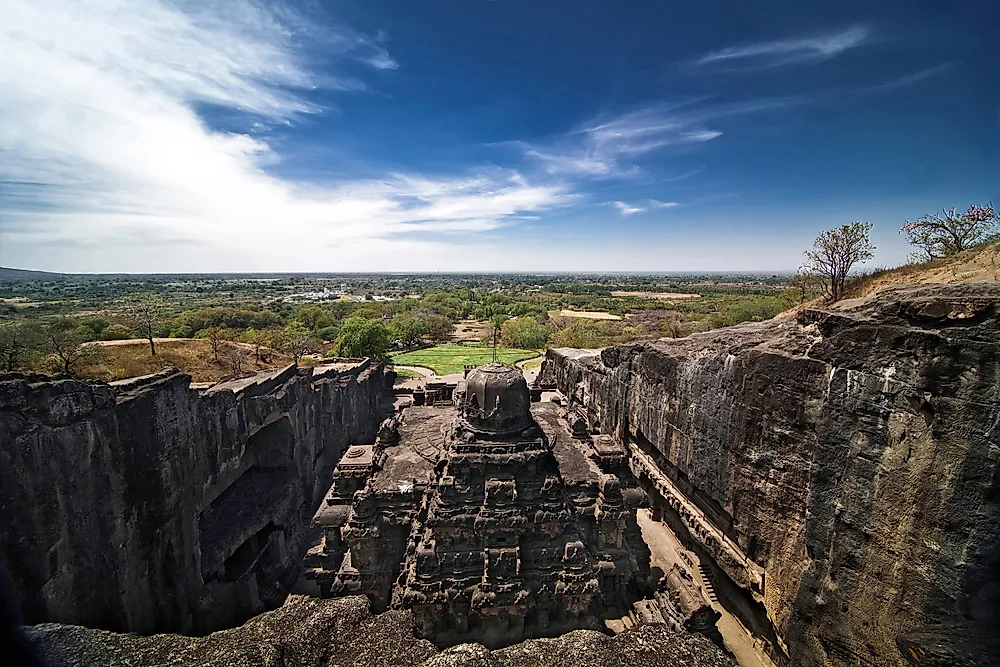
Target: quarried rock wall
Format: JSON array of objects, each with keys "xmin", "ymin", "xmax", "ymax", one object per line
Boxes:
[
  {"xmin": 545, "ymin": 285, "xmax": 1000, "ymax": 666},
  {"xmin": 0, "ymin": 362, "xmax": 392, "ymax": 635}
]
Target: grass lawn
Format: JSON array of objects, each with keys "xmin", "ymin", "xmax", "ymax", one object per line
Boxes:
[
  {"xmin": 391, "ymin": 344, "xmax": 539, "ymax": 376},
  {"xmin": 392, "ymin": 367, "xmax": 424, "ymax": 380},
  {"xmin": 521, "ymin": 356, "xmax": 544, "ymax": 371}
]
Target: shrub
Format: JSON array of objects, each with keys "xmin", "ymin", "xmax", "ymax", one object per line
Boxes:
[
  {"xmin": 500, "ymin": 316, "xmax": 548, "ymax": 349},
  {"xmin": 169, "ymin": 325, "xmax": 194, "ymax": 338},
  {"xmin": 99, "ymin": 324, "xmax": 135, "ymax": 341},
  {"xmin": 333, "ymin": 317, "xmax": 391, "ymax": 363}
]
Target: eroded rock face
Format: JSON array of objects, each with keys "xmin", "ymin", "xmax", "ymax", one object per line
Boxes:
[
  {"xmin": 0, "ymin": 362, "xmax": 393, "ymax": 635},
  {"xmin": 544, "ymin": 285, "xmax": 1000, "ymax": 666},
  {"xmin": 21, "ymin": 594, "xmax": 736, "ymax": 667}
]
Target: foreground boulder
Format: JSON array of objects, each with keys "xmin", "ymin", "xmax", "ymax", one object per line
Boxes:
[{"xmin": 22, "ymin": 595, "xmax": 735, "ymax": 667}]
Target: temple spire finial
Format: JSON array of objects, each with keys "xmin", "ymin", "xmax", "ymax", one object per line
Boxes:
[{"xmin": 492, "ymin": 320, "xmax": 499, "ymax": 363}]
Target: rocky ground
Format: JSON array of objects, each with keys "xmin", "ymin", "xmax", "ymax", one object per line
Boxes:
[{"xmin": 21, "ymin": 596, "xmax": 736, "ymax": 667}]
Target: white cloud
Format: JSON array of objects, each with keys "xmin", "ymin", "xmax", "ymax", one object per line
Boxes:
[
  {"xmin": 523, "ymin": 149, "xmax": 622, "ymax": 177},
  {"xmin": 860, "ymin": 63, "xmax": 954, "ymax": 93},
  {"xmin": 650, "ymin": 199, "xmax": 680, "ymax": 209},
  {"xmin": 696, "ymin": 26, "xmax": 870, "ymax": 69},
  {"xmin": 0, "ymin": 0, "xmax": 570, "ymax": 271},
  {"xmin": 683, "ymin": 130, "xmax": 723, "ymax": 142},
  {"xmin": 360, "ymin": 49, "xmax": 399, "ymax": 71},
  {"xmin": 583, "ymin": 108, "xmax": 723, "ymax": 156},
  {"xmin": 518, "ymin": 93, "xmax": 810, "ymax": 180},
  {"xmin": 520, "ymin": 104, "xmax": 725, "ymax": 178},
  {"xmin": 610, "ymin": 199, "xmax": 680, "ymax": 216},
  {"xmin": 613, "ymin": 202, "xmax": 644, "ymax": 215}
]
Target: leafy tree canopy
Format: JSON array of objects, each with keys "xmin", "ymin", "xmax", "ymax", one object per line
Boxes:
[
  {"xmin": 333, "ymin": 316, "xmax": 392, "ymax": 363},
  {"xmin": 500, "ymin": 316, "xmax": 548, "ymax": 350}
]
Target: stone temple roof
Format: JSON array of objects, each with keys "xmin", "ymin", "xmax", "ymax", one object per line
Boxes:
[{"xmin": 461, "ymin": 362, "xmax": 533, "ymax": 436}]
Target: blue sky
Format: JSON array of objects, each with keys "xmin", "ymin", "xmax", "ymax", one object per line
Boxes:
[{"xmin": 0, "ymin": 0, "xmax": 996, "ymax": 272}]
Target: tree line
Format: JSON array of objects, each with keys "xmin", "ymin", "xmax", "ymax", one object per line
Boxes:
[{"xmin": 3, "ymin": 202, "xmax": 995, "ymax": 373}]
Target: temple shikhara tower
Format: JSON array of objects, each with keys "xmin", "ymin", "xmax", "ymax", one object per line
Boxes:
[{"xmin": 305, "ymin": 361, "xmax": 650, "ymax": 648}]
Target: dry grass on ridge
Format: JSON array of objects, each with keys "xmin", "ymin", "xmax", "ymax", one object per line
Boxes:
[
  {"xmin": 75, "ymin": 339, "xmax": 293, "ymax": 383},
  {"xmin": 839, "ymin": 241, "xmax": 1000, "ymax": 301},
  {"xmin": 778, "ymin": 241, "xmax": 1000, "ymax": 318}
]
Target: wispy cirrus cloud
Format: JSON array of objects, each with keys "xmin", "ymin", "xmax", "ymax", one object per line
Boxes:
[
  {"xmin": 859, "ymin": 63, "xmax": 954, "ymax": 93},
  {"xmin": 611, "ymin": 200, "xmax": 679, "ymax": 215},
  {"xmin": 696, "ymin": 25, "xmax": 871, "ymax": 70},
  {"xmin": 519, "ymin": 104, "xmax": 724, "ymax": 178},
  {"xmin": 0, "ymin": 0, "xmax": 570, "ymax": 271},
  {"xmin": 517, "ymin": 96, "xmax": 804, "ymax": 179}
]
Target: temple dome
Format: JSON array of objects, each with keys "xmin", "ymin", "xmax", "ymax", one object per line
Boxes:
[{"xmin": 461, "ymin": 362, "xmax": 533, "ymax": 435}]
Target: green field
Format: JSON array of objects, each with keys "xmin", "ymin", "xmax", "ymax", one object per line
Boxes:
[
  {"xmin": 392, "ymin": 367, "xmax": 424, "ymax": 380},
  {"xmin": 391, "ymin": 344, "xmax": 539, "ymax": 376}
]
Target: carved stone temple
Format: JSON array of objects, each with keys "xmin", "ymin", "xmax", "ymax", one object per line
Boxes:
[{"xmin": 304, "ymin": 362, "xmax": 651, "ymax": 648}]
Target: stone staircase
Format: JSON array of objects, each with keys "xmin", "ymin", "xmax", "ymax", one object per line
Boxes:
[{"xmin": 699, "ymin": 563, "xmax": 719, "ymax": 605}]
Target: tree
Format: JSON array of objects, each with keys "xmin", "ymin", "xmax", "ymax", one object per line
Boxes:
[
  {"xmin": 124, "ymin": 294, "xmax": 163, "ymax": 356},
  {"xmin": 317, "ymin": 325, "xmax": 341, "ymax": 342},
  {"xmin": 550, "ymin": 320, "xmax": 607, "ymax": 349},
  {"xmin": 900, "ymin": 204, "xmax": 998, "ymax": 260},
  {"xmin": 281, "ymin": 322, "xmax": 320, "ymax": 365},
  {"xmin": 240, "ymin": 328, "xmax": 272, "ymax": 364},
  {"xmin": 42, "ymin": 322, "xmax": 98, "ymax": 375},
  {"xmin": 222, "ymin": 344, "xmax": 251, "ymax": 374},
  {"xmin": 0, "ymin": 321, "xmax": 40, "ymax": 372},
  {"xmin": 169, "ymin": 324, "xmax": 194, "ymax": 338},
  {"xmin": 200, "ymin": 327, "xmax": 228, "ymax": 362},
  {"xmin": 658, "ymin": 312, "xmax": 685, "ymax": 338},
  {"xmin": 99, "ymin": 323, "xmax": 135, "ymax": 341},
  {"xmin": 258, "ymin": 328, "xmax": 287, "ymax": 363},
  {"xmin": 79, "ymin": 317, "xmax": 110, "ymax": 337},
  {"xmin": 803, "ymin": 222, "xmax": 876, "ymax": 302},
  {"xmin": 482, "ymin": 313, "xmax": 508, "ymax": 349},
  {"xmin": 424, "ymin": 314, "xmax": 454, "ymax": 342},
  {"xmin": 290, "ymin": 304, "xmax": 335, "ymax": 331},
  {"xmin": 789, "ymin": 269, "xmax": 821, "ymax": 305},
  {"xmin": 620, "ymin": 323, "xmax": 647, "ymax": 343},
  {"xmin": 500, "ymin": 316, "xmax": 548, "ymax": 349},
  {"xmin": 333, "ymin": 317, "xmax": 391, "ymax": 363},
  {"xmin": 389, "ymin": 314, "xmax": 429, "ymax": 348}
]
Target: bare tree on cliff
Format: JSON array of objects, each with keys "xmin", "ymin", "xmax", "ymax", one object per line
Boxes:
[
  {"xmin": 900, "ymin": 204, "xmax": 998, "ymax": 261},
  {"xmin": 124, "ymin": 294, "xmax": 163, "ymax": 356},
  {"xmin": 223, "ymin": 344, "xmax": 251, "ymax": 374},
  {"xmin": 803, "ymin": 222, "xmax": 876, "ymax": 303},
  {"xmin": 43, "ymin": 323, "xmax": 98, "ymax": 375},
  {"xmin": 204, "ymin": 327, "xmax": 226, "ymax": 362}
]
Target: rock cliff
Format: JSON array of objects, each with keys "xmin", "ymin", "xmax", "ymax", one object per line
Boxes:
[
  {"xmin": 543, "ymin": 284, "xmax": 1000, "ymax": 666},
  {"xmin": 0, "ymin": 361, "xmax": 393, "ymax": 635},
  {"xmin": 21, "ymin": 594, "xmax": 736, "ymax": 667}
]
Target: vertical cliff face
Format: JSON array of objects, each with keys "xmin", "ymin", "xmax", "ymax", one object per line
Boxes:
[
  {"xmin": 0, "ymin": 361, "xmax": 393, "ymax": 635},
  {"xmin": 545, "ymin": 285, "xmax": 1000, "ymax": 666}
]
